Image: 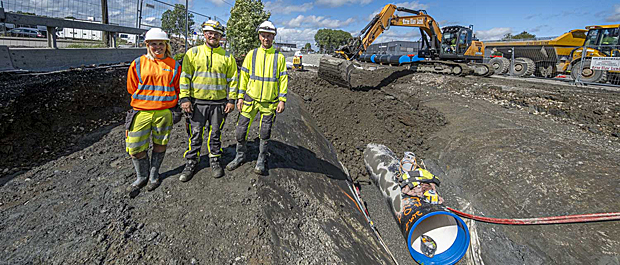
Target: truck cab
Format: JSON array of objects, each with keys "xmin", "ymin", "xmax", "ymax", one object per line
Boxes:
[
  {"xmin": 569, "ymin": 24, "xmax": 620, "ymax": 83},
  {"xmin": 583, "ymin": 25, "xmax": 620, "ymax": 57}
]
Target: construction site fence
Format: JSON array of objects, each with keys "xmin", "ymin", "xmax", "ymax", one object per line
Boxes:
[
  {"xmin": 0, "ymin": 0, "xmax": 217, "ymax": 51},
  {"xmin": 483, "ymin": 44, "xmax": 620, "ymax": 88}
]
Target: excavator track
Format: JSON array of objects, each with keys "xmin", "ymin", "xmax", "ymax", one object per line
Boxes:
[
  {"xmin": 318, "ymin": 57, "xmax": 484, "ymax": 89},
  {"xmin": 409, "ymin": 60, "xmax": 473, "ymax": 76},
  {"xmin": 468, "ymin": 62, "xmax": 495, "ymax": 77},
  {"xmin": 318, "ymin": 56, "xmax": 355, "ymax": 89}
]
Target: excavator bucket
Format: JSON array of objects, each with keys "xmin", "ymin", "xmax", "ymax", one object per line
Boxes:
[{"xmin": 318, "ymin": 55, "xmax": 355, "ymax": 89}]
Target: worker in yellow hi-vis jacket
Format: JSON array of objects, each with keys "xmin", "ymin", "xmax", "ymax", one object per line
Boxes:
[
  {"xmin": 178, "ymin": 20, "xmax": 238, "ymax": 180},
  {"xmin": 226, "ymin": 21, "xmax": 288, "ymax": 175}
]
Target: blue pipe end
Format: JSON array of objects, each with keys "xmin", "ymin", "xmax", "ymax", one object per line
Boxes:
[
  {"xmin": 410, "ymin": 55, "xmax": 425, "ymax": 62},
  {"xmin": 399, "ymin": 55, "xmax": 411, "ymax": 64},
  {"xmin": 370, "ymin": 54, "xmax": 377, "ymax": 63},
  {"xmin": 407, "ymin": 211, "xmax": 470, "ymax": 265}
]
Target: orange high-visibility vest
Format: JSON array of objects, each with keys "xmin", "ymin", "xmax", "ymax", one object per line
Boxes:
[{"xmin": 127, "ymin": 55, "xmax": 180, "ymax": 110}]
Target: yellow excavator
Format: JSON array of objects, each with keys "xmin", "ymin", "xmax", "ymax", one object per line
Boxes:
[{"xmin": 318, "ymin": 4, "xmax": 493, "ymax": 88}]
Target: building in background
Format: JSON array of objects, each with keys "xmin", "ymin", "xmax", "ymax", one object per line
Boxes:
[
  {"xmin": 366, "ymin": 41, "xmax": 421, "ymax": 55},
  {"xmin": 274, "ymin": 42, "xmax": 296, "ymax": 52}
]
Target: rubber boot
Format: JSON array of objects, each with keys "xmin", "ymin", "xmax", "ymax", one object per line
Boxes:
[
  {"xmin": 253, "ymin": 139, "xmax": 268, "ymax": 175},
  {"xmin": 127, "ymin": 154, "xmax": 150, "ymax": 193},
  {"xmin": 226, "ymin": 141, "xmax": 247, "ymax": 171},
  {"xmin": 210, "ymin": 157, "xmax": 224, "ymax": 178},
  {"xmin": 179, "ymin": 159, "xmax": 198, "ymax": 182},
  {"xmin": 146, "ymin": 151, "xmax": 165, "ymax": 191}
]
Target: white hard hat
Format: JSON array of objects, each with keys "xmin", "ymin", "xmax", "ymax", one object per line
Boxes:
[
  {"xmin": 257, "ymin": 21, "xmax": 277, "ymax": 35},
  {"xmin": 144, "ymin": 28, "xmax": 169, "ymax": 41},
  {"xmin": 202, "ymin": 20, "xmax": 224, "ymax": 35}
]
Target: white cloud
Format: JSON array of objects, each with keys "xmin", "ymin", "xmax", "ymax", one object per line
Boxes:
[
  {"xmin": 438, "ymin": 20, "xmax": 460, "ymax": 27},
  {"xmin": 315, "ymin": 0, "xmax": 372, "ymax": 8},
  {"xmin": 277, "ymin": 27, "xmax": 319, "ymax": 49},
  {"xmin": 265, "ymin": 1, "xmax": 313, "ymax": 14},
  {"xmin": 283, "ymin": 15, "xmax": 355, "ymax": 28},
  {"xmin": 204, "ymin": 0, "xmax": 226, "ymax": 7},
  {"xmin": 475, "ymin": 27, "xmax": 511, "ymax": 41},
  {"xmin": 373, "ymin": 28, "xmax": 421, "ymax": 43},
  {"xmin": 606, "ymin": 4, "xmax": 620, "ymax": 22},
  {"xmin": 528, "ymin": 25, "xmax": 550, "ymax": 33},
  {"xmin": 367, "ymin": 1, "xmax": 429, "ymax": 20}
]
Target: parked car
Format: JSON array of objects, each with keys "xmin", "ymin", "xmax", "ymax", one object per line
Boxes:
[{"xmin": 7, "ymin": 27, "xmax": 45, "ymax": 38}]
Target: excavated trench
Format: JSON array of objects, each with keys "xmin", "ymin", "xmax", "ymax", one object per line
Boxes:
[{"xmin": 1, "ymin": 63, "xmax": 620, "ymax": 264}]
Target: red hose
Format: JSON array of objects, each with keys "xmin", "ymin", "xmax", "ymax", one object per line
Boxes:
[{"xmin": 446, "ymin": 207, "xmax": 620, "ymax": 225}]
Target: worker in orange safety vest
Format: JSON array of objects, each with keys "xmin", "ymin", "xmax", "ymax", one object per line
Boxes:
[{"xmin": 125, "ymin": 28, "xmax": 181, "ymax": 194}]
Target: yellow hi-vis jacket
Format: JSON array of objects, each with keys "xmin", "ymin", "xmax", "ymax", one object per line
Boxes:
[
  {"xmin": 239, "ymin": 47, "xmax": 288, "ymax": 103},
  {"xmin": 180, "ymin": 45, "xmax": 238, "ymax": 103}
]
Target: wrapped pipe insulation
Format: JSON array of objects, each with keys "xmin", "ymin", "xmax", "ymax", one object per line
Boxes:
[{"xmin": 363, "ymin": 143, "xmax": 470, "ymax": 265}]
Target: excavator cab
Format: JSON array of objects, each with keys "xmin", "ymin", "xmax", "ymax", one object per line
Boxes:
[
  {"xmin": 441, "ymin": 31, "xmax": 459, "ymax": 55},
  {"xmin": 318, "ymin": 4, "xmax": 493, "ymax": 88},
  {"xmin": 439, "ymin": 25, "xmax": 483, "ymax": 62}
]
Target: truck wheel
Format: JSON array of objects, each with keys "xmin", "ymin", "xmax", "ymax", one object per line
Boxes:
[
  {"xmin": 515, "ymin": 57, "xmax": 535, "ymax": 77},
  {"xmin": 609, "ymin": 73, "xmax": 620, "ymax": 85},
  {"xmin": 535, "ymin": 64, "xmax": 557, "ymax": 78},
  {"xmin": 511, "ymin": 59, "xmax": 529, "ymax": 77},
  {"xmin": 570, "ymin": 59, "xmax": 607, "ymax": 83},
  {"xmin": 489, "ymin": 57, "xmax": 509, "ymax": 74}
]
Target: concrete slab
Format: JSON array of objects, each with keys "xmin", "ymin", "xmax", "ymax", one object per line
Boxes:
[
  {"xmin": 7, "ymin": 48, "xmax": 146, "ymax": 71},
  {"xmin": 0, "ymin": 45, "xmax": 15, "ymax": 71}
]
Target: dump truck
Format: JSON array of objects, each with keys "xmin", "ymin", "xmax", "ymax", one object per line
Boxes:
[
  {"xmin": 318, "ymin": 4, "xmax": 493, "ymax": 88},
  {"xmin": 486, "ymin": 24, "xmax": 620, "ymax": 83},
  {"xmin": 485, "ymin": 29, "xmax": 587, "ymax": 78}
]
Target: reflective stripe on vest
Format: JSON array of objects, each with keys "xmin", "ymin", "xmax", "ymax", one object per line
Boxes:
[
  {"xmin": 170, "ymin": 61, "xmax": 180, "ymax": 86},
  {"xmin": 133, "ymin": 56, "xmax": 178, "ymax": 103},
  {"xmin": 134, "ymin": 57, "xmax": 143, "ymax": 84},
  {"xmin": 194, "ymin": 71, "xmax": 227, "ymax": 79},
  {"xmin": 137, "ymin": 84, "xmax": 177, "ymax": 92},
  {"xmin": 133, "ymin": 94, "xmax": 177, "ymax": 102},
  {"xmin": 249, "ymin": 49, "xmax": 279, "ymax": 82}
]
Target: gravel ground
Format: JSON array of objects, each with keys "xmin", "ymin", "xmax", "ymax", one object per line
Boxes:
[
  {"xmin": 0, "ymin": 67, "xmax": 392, "ymax": 264},
  {"xmin": 1, "ymin": 62, "xmax": 619, "ymax": 264},
  {"xmin": 290, "ymin": 67, "xmax": 620, "ymax": 264}
]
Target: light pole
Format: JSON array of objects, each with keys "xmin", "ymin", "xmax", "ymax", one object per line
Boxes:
[{"xmin": 185, "ymin": 0, "xmax": 188, "ymax": 52}]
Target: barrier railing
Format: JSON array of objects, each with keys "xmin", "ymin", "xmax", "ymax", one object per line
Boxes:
[
  {"xmin": 572, "ymin": 44, "xmax": 620, "ymax": 86},
  {"xmin": 0, "ymin": 0, "xmax": 210, "ymax": 51}
]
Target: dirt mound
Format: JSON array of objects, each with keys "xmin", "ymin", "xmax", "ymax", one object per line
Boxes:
[
  {"xmin": 0, "ymin": 68, "xmax": 129, "ymax": 176},
  {"xmin": 291, "ymin": 68, "xmax": 446, "ymax": 183},
  {"xmin": 2, "ymin": 61, "xmax": 619, "ymax": 264},
  {"xmin": 0, "ymin": 69, "xmax": 393, "ymax": 264},
  {"xmin": 408, "ymin": 73, "xmax": 620, "ymax": 138}
]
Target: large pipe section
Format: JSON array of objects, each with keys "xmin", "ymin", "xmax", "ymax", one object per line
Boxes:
[
  {"xmin": 358, "ymin": 54, "xmax": 419, "ymax": 65},
  {"xmin": 363, "ymin": 143, "xmax": 470, "ymax": 265}
]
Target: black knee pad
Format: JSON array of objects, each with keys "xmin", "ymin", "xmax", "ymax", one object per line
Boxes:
[
  {"xmin": 236, "ymin": 115, "xmax": 251, "ymax": 142},
  {"xmin": 259, "ymin": 114, "xmax": 275, "ymax": 140}
]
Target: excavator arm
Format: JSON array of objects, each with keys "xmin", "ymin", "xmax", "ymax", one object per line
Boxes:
[
  {"xmin": 319, "ymin": 3, "xmax": 485, "ymax": 88},
  {"xmin": 337, "ymin": 4, "xmax": 443, "ymax": 60}
]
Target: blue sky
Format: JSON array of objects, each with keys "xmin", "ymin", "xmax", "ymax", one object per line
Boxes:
[{"xmin": 190, "ymin": 0, "xmax": 620, "ymax": 49}]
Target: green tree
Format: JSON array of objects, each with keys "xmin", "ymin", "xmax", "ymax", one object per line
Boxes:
[
  {"xmin": 314, "ymin": 29, "xmax": 351, "ymax": 53},
  {"xmin": 16, "ymin": 11, "xmax": 37, "ymax": 16},
  {"xmin": 161, "ymin": 4, "xmax": 195, "ymax": 39},
  {"xmin": 502, "ymin": 31, "xmax": 536, "ymax": 40},
  {"xmin": 303, "ymin": 42, "xmax": 312, "ymax": 52},
  {"xmin": 227, "ymin": 0, "xmax": 270, "ymax": 56}
]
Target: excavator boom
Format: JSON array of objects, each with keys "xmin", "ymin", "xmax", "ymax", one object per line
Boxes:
[
  {"xmin": 318, "ymin": 4, "xmax": 490, "ymax": 88},
  {"xmin": 337, "ymin": 5, "xmax": 442, "ymax": 61}
]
